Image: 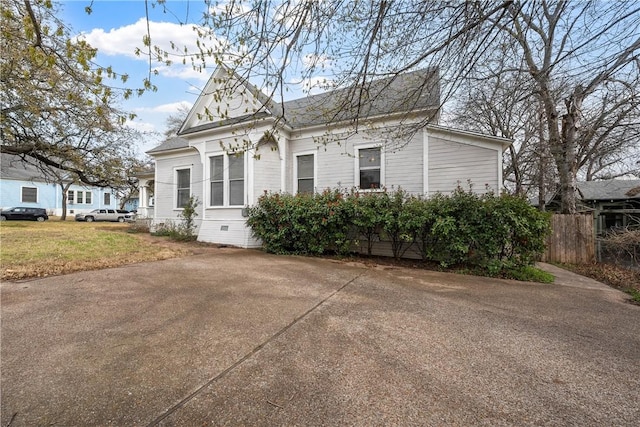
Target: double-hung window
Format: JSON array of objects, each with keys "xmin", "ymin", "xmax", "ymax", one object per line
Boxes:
[
  {"xmin": 104, "ymin": 193, "xmax": 111, "ymax": 205},
  {"xmin": 67, "ymin": 190, "xmax": 92, "ymax": 204},
  {"xmin": 357, "ymin": 146, "xmax": 382, "ymax": 190},
  {"xmin": 295, "ymin": 153, "xmax": 315, "ymax": 194},
  {"xmin": 176, "ymin": 168, "xmax": 191, "ymax": 208},
  {"xmin": 228, "ymin": 154, "xmax": 245, "ymax": 206},
  {"xmin": 210, "ymin": 156, "xmax": 224, "ymax": 206},
  {"xmin": 21, "ymin": 186, "xmax": 37, "ymax": 203},
  {"xmin": 210, "ymin": 153, "xmax": 245, "ymax": 206}
]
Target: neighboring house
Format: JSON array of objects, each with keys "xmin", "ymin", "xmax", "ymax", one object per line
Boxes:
[
  {"xmin": 131, "ymin": 169, "xmax": 155, "ymax": 218},
  {"xmin": 536, "ymin": 179, "xmax": 640, "ymax": 235},
  {"xmin": 0, "ymin": 153, "xmax": 121, "ymax": 216},
  {"xmin": 146, "ymin": 65, "xmax": 511, "ymax": 248},
  {"xmin": 122, "ymin": 196, "xmax": 140, "ymax": 213}
]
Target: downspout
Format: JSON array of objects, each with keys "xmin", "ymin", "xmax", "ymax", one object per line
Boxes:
[
  {"xmin": 279, "ymin": 137, "xmax": 287, "ymax": 192},
  {"xmin": 423, "ymin": 128, "xmax": 429, "ymax": 196}
]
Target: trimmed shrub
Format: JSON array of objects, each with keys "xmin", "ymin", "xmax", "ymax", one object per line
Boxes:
[
  {"xmin": 246, "ymin": 190, "xmax": 353, "ymax": 255},
  {"xmin": 247, "ymin": 188, "xmax": 550, "ymax": 273},
  {"xmin": 350, "ymin": 191, "xmax": 386, "ymax": 255},
  {"xmin": 379, "ymin": 189, "xmax": 411, "ymax": 259}
]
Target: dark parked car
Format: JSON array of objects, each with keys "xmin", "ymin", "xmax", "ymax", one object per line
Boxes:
[{"xmin": 0, "ymin": 207, "xmax": 49, "ymax": 222}]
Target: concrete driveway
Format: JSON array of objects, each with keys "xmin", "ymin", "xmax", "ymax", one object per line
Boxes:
[{"xmin": 1, "ymin": 248, "xmax": 638, "ymax": 426}]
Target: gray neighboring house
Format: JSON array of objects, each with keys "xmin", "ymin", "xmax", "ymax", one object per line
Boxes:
[
  {"xmin": 146, "ymin": 65, "xmax": 511, "ymax": 248},
  {"xmin": 539, "ymin": 179, "xmax": 640, "ymax": 235},
  {"xmin": 578, "ymin": 180, "xmax": 640, "ymax": 234}
]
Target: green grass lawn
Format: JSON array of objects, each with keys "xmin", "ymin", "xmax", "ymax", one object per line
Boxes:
[{"xmin": 0, "ymin": 220, "xmax": 189, "ymax": 280}]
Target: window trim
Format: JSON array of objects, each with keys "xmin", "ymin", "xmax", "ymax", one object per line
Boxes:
[
  {"xmin": 228, "ymin": 153, "xmax": 245, "ymax": 207},
  {"xmin": 21, "ymin": 186, "xmax": 38, "ymax": 203},
  {"xmin": 174, "ymin": 167, "xmax": 192, "ymax": 210},
  {"xmin": 207, "ymin": 153, "xmax": 246, "ymax": 208},
  {"xmin": 293, "ymin": 151, "xmax": 317, "ymax": 194},
  {"xmin": 354, "ymin": 144, "xmax": 385, "ymax": 191},
  {"xmin": 104, "ymin": 192, "xmax": 111, "ymax": 206},
  {"xmin": 210, "ymin": 155, "xmax": 225, "ymax": 207},
  {"xmin": 67, "ymin": 190, "xmax": 93, "ymax": 205}
]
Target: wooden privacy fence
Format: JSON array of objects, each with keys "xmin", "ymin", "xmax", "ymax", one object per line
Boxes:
[{"xmin": 541, "ymin": 214, "xmax": 595, "ymax": 264}]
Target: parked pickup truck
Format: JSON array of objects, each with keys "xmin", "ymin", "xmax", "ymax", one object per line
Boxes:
[{"xmin": 75, "ymin": 209, "xmax": 135, "ymax": 223}]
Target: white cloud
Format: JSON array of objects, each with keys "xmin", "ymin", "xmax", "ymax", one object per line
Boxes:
[
  {"xmin": 79, "ymin": 18, "xmax": 224, "ymax": 82},
  {"xmin": 126, "ymin": 119, "xmax": 156, "ymax": 134},
  {"xmin": 136, "ymin": 101, "xmax": 193, "ymax": 114}
]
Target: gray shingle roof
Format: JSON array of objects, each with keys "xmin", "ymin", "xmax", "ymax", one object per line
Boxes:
[
  {"xmin": 0, "ymin": 153, "xmax": 50, "ymax": 181},
  {"xmin": 282, "ymin": 68, "xmax": 439, "ymax": 128},
  {"xmin": 146, "ymin": 136, "xmax": 191, "ymax": 154},
  {"xmin": 149, "ymin": 67, "xmax": 440, "ymax": 154},
  {"xmin": 577, "ymin": 179, "xmax": 640, "ymax": 200}
]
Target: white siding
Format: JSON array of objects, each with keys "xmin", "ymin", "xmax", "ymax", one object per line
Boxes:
[
  {"xmin": 183, "ymin": 67, "xmax": 263, "ymax": 130},
  {"xmin": 289, "ymin": 129, "xmax": 425, "ymax": 194},
  {"xmin": 384, "ymin": 131, "xmax": 423, "ymax": 194},
  {"xmin": 153, "ymin": 150, "xmax": 203, "ymax": 225},
  {"xmin": 197, "ymin": 209, "xmax": 260, "ymax": 248},
  {"xmin": 428, "ymin": 136, "xmax": 498, "ymax": 195},
  {"xmin": 289, "ymin": 136, "xmax": 353, "ymax": 191},
  {"xmin": 252, "ymin": 143, "xmax": 281, "ymax": 202}
]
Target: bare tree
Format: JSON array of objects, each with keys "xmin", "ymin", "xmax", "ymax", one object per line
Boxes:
[
  {"xmin": 497, "ymin": 1, "xmax": 640, "ymax": 213},
  {"xmin": 577, "ymin": 81, "xmax": 640, "ymax": 181},
  {"xmin": 452, "ymin": 51, "xmax": 547, "ymax": 196},
  {"xmin": 453, "ymin": 6, "xmax": 640, "ymax": 203},
  {"xmin": 163, "ymin": 104, "xmax": 191, "ymax": 138},
  {"xmin": 112, "ymin": 157, "xmax": 156, "ymax": 210}
]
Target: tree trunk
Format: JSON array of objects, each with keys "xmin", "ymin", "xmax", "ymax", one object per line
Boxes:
[
  {"xmin": 539, "ymin": 86, "xmax": 578, "ymax": 215},
  {"xmin": 59, "ymin": 181, "xmax": 73, "ymax": 220},
  {"xmin": 508, "ymin": 144, "xmax": 522, "ymax": 195},
  {"xmin": 538, "ymin": 151, "xmax": 546, "ymax": 212},
  {"xmin": 558, "ymin": 86, "xmax": 583, "ymax": 214}
]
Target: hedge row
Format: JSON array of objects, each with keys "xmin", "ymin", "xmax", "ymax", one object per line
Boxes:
[{"xmin": 246, "ymin": 188, "xmax": 551, "ymax": 273}]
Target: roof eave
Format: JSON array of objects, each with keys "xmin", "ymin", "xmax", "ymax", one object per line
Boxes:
[
  {"xmin": 427, "ymin": 124, "xmax": 513, "ymax": 149},
  {"xmin": 146, "ymin": 146, "xmax": 197, "ymax": 156}
]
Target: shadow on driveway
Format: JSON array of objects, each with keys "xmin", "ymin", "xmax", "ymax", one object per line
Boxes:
[{"xmin": 2, "ymin": 249, "xmax": 638, "ymax": 426}]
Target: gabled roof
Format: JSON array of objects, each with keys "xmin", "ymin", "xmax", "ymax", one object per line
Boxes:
[
  {"xmin": 177, "ymin": 64, "xmax": 282, "ymax": 137},
  {"xmin": 175, "ymin": 66, "xmax": 438, "ymax": 135},
  {"xmin": 577, "ymin": 179, "xmax": 640, "ymax": 201}
]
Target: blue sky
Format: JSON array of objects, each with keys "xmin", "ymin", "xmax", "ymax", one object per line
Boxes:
[{"xmin": 59, "ymin": 1, "xmax": 218, "ymax": 153}]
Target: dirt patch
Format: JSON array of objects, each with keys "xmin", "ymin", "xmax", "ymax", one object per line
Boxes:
[{"xmin": 132, "ymin": 233, "xmax": 225, "ymax": 254}]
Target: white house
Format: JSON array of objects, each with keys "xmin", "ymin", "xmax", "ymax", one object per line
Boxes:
[{"xmin": 147, "ymin": 65, "xmax": 511, "ymax": 248}]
